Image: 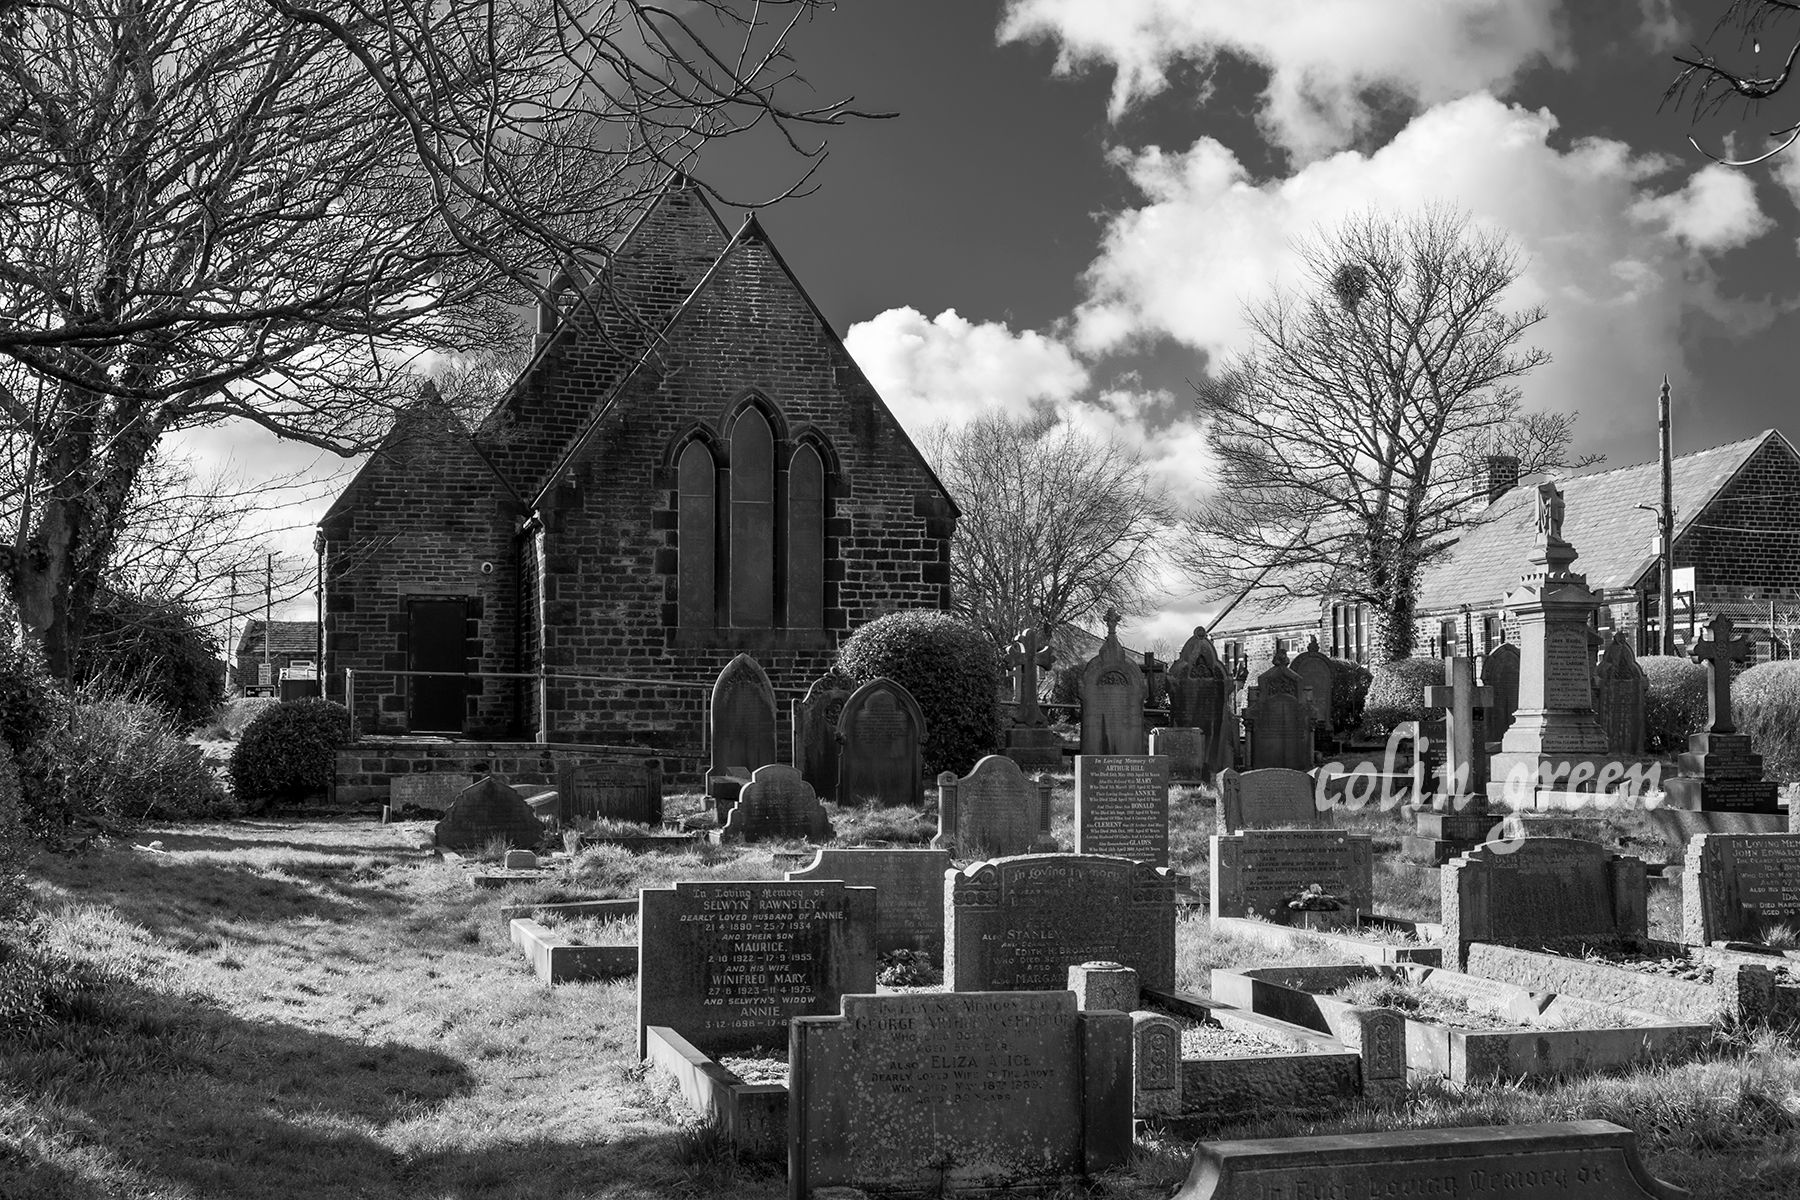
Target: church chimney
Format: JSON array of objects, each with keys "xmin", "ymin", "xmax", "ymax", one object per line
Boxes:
[{"xmin": 1482, "ymin": 455, "xmax": 1520, "ymax": 505}]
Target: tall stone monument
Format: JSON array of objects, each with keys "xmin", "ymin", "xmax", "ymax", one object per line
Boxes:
[
  {"xmin": 1079, "ymin": 609, "xmax": 1146, "ymax": 756},
  {"xmin": 1172, "ymin": 624, "xmax": 1234, "ymax": 778},
  {"xmin": 1485, "ymin": 482, "xmax": 1617, "ymax": 808}
]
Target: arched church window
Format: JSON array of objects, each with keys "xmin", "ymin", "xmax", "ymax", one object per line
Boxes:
[
  {"xmin": 787, "ymin": 443, "xmax": 825, "ymax": 629},
  {"xmin": 730, "ymin": 408, "xmax": 775, "ymax": 627},
  {"xmin": 677, "ymin": 440, "xmax": 716, "ymax": 628}
]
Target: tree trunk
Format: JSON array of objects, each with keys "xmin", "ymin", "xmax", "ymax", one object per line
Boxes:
[{"xmin": 1374, "ymin": 560, "xmax": 1420, "ymax": 662}]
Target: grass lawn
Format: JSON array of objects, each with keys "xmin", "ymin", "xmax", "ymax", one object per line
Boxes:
[{"xmin": 4, "ymin": 780, "xmax": 1799, "ymax": 1198}]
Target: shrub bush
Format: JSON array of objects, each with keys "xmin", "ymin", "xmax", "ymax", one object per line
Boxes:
[
  {"xmin": 228, "ymin": 698, "xmax": 352, "ymax": 807},
  {"xmin": 218, "ymin": 696, "xmax": 282, "ymax": 739},
  {"xmin": 1358, "ymin": 658, "xmax": 1445, "ymax": 738},
  {"xmin": 839, "ymin": 611, "xmax": 1003, "ymax": 778},
  {"xmin": 52, "ymin": 689, "xmax": 234, "ymax": 822},
  {"xmin": 0, "ymin": 740, "xmax": 33, "ymax": 935},
  {"xmin": 1640, "ymin": 655, "xmax": 1708, "ymax": 754},
  {"xmin": 75, "ymin": 589, "xmax": 223, "ymax": 728},
  {"xmin": 1735, "ymin": 661, "xmax": 1800, "ymax": 783},
  {"xmin": 0, "ymin": 641, "xmax": 66, "ymax": 832},
  {"xmin": 1327, "ymin": 658, "xmax": 1373, "ymax": 733}
]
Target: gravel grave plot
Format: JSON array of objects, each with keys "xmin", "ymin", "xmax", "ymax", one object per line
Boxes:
[
  {"xmin": 1541, "ymin": 949, "xmax": 1715, "ymax": 985},
  {"xmin": 717, "ymin": 1051, "xmax": 788, "ymax": 1085},
  {"xmin": 1328, "ymin": 981, "xmax": 1525, "ymax": 1031},
  {"xmin": 1152, "ymin": 1011, "xmax": 1307, "ymax": 1057}
]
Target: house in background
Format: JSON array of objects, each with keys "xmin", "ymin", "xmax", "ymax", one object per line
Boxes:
[
  {"xmin": 1210, "ymin": 429, "xmax": 1800, "ymax": 671},
  {"xmin": 234, "ymin": 619, "xmax": 321, "ymax": 698}
]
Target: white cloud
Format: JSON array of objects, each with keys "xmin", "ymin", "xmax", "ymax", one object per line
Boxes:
[
  {"xmin": 1072, "ymin": 94, "xmax": 1772, "ymax": 434},
  {"xmin": 998, "ymin": 0, "xmax": 1568, "ymax": 160},
  {"xmin": 843, "ymin": 306, "xmax": 1088, "ymax": 442}
]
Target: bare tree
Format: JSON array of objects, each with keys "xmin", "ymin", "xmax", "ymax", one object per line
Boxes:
[
  {"xmin": 1665, "ymin": 2, "xmax": 1800, "ymax": 162},
  {"xmin": 0, "ymin": 0, "xmax": 868, "ymax": 676},
  {"xmin": 926, "ymin": 412, "xmax": 1173, "ymax": 650},
  {"xmin": 1176, "ymin": 208, "xmax": 1592, "ymax": 662}
]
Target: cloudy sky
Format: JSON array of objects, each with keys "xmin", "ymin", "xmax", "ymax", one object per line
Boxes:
[{"xmin": 207, "ymin": 1, "xmax": 1800, "ymax": 648}]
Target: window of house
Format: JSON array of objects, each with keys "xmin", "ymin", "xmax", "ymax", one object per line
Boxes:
[
  {"xmin": 1330, "ymin": 603, "xmax": 1368, "ymax": 664},
  {"xmin": 1439, "ymin": 619, "xmax": 1459, "ymax": 659},
  {"xmin": 1482, "ymin": 614, "xmax": 1500, "ymax": 654}
]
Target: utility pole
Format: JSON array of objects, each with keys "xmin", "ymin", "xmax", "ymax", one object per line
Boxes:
[
  {"xmin": 263, "ymin": 552, "xmax": 273, "ymax": 695},
  {"xmin": 1659, "ymin": 378, "xmax": 1676, "ymax": 655},
  {"xmin": 226, "ymin": 567, "xmax": 238, "ymax": 692}
]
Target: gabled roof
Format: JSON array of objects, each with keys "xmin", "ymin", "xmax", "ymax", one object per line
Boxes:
[
  {"xmin": 237, "ymin": 620, "xmax": 317, "ymax": 657},
  {"xmin": 319, "ymin": 393, "xmax": 516, "ymax": 528},
  {"xmin": 1211, "ymin": 430, "xmax": 1792, "ymax": 635}
]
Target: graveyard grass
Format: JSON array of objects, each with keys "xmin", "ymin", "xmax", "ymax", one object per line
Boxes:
[{"xmin": 4, "ymin": 785, "xmax": 1797, "ymax": 1198}]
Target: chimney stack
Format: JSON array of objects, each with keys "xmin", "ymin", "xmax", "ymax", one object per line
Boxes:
[{"xmin": 1483, "ymin": 455, "xmax": 1520, "ymax": 505}]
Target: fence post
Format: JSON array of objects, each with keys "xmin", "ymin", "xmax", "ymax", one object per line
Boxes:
[{"xmin": 345, "ymin": 669, "xmax": 358, "ymax": 742}]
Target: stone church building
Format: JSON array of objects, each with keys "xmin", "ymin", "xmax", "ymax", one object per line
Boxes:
[{"xmin": 316, "ymin": 176, "xmax": 957, "ymax": 783}]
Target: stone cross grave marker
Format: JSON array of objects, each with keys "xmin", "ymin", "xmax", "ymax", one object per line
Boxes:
[
  {"xmin": 1693, "ymin": 613, "xmax": 1752, "ymax": 734},
  {"xmin": 556, "ymin": 758, "xmax": 662, "ymax": 825},
  {"xmin": 1481, "ymin": 642, "xmax": 1520, "ymax": 744},
  {"xmin": 1440, "ymin": 837, "xmax": 1647, "ymax": 968},
  {"xmin": 1664, "ymin": 615, "xmax": 1779, "ymax": 813},
  {"xmin": 1683, "ymin": 832, "xmax": 1800, "ymax": 946},
  {"xmin": 1140, "ymin": 649, "xmax": 1167, "ymax": 710},
  {"xmin": 785, "ymin": 846, "xmax": 953, "ymax": 959},
  {"xmin": 1210, "ymin": 829, "xmax": 1373, "ymax": 927},
  {"xmin": 1074, "ymin": 755, "xmax": 1170, "ymax": 865},
  {"xmin": 434, "ymin": 776, "xmax": 545, "ymax": 850},
  {"xmin": 836, "ymin": 676, "xmax": 925, "ymax": 808},
  {"xmin": 1218, "ymin": 767, "xmax": 1328, "ymax": 833},
  {"xmin": 706, "ymin": 652, "xmax": 777, "ymax": 811},
  {"xmin": 932, "ymin": 754, "xmax": 1056, "ymax": 858},
  {"xmin": 1596, "ymin": 631, "xmax": 1648, "ymax": 757},
  {"xmin": 717, "ymin": 763, "xmax": 833, "ymax": 843},
  {"xmin": 1079, "ymin": 608, "xmax": 1147, "ymax": 756},
  {"xmin": 945, "ymin": 853, "xmax": 1178, "ymax": 992},
  {"xmin": 792, "ymin": 671, "xmax": 852, "ymax": 803},
  {"xmin": 636, "ymin": 878, "xmax": 876, "ymax": 1056},
  {"xmin": 789, "ymin": 991, "xmax": 1131, "ymax": 1198},
  {"xmin": 1007, "ymin": 623, "xmax": 1055, "ymax": 727},
  {"xmin": 1424, "ymin": 656, "xmax": 1492, "ymax": 798}
]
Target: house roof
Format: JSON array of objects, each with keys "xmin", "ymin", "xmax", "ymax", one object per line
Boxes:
[
  {"xmin": 237, "ymin": 620, "xmax": 318, "ymax": 657},
  {"xmin": 1211, "ymin": 429, "xmax": 1788, "ymax": 636}
]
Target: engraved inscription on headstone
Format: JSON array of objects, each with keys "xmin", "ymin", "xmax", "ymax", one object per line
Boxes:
[
  {"xmin": 837, "ymin": 677, "xmax": 925, "ymax": 808},
  {"xmin": 1541, "ymin": 626, "xmax": 1593, "ymax": 709},
  {"xmin": 1218, "ymin": 767, "xmax": 1328, "ymax": 834},
  {"xmin": 1683, "ymin": 833, "xmax": 1800, "ymax": 946},
  {"xmin": 1210, "ymin": 829, "xmax": 1373, "ymax": 924},
  {"xmin": 1441, "ymin": 838, "xmax": 1646, "ymax": 967},
  {"xmin": 1074, "ymin": 755, "xmax": 1170, "ymax": 866},
  {"xmin": 932, "ymin": 755, "xmax": 1055, "ymax": 858},
  {"xmin": 786, "ymin": 847, "xmax": 953, "ymax": 959},
  {"xmin": 556, "ymin": 759, "xmax": 662, "ymax": 825}
]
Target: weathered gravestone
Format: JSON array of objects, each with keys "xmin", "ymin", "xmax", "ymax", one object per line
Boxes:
[
  {"xmin": 390, "ymin": 772, "xmax": 475, "ymax": 814},
  {"xmin": 792, "ymin": 671, "xmax": 852, "ymax": 803},
  {"xmin": 1080, "ymin": 608, "xmax": 1146, "ymax": 756},
  {"xmin": 1596, "ymin": 631, "xmax": 1648, "ymax": 758},
  {"xmin": 1481, "ymin": 641, "xmax": 1520, "ymax": 745},
  {"xmin": 1148, "ymin": 726, "xmax": 1206, "ymax": 781},
  {"xmin": 1074, "ymin": 754, "xmax": 1170, "ymax": 866},
  {"xmin": 1210, "ymin": 829, "xmax": 1373, "ymax": 926},
  {"xmin": 1002, "ymin": 624, "xmax": 1064, "ymax": 772},
  {"xmin": 1289, "ymin": 637, "xmax": 1337, "ymax": 731},
  {"xmin": 1170, "ymin": 1121, "xmax": 1685, "ymax": 1200},
  {"xmin": 1174, "ymin": 624, "xmax": 1234, "ymax": 778},
  {"xmin": 786, "ymin": 847, "xmax": 953, "ymax": 959},
  {"xmin": 789, "ymin": 991, "xmax": 1131, "ymax": 1199},
  {"xmin": 434, "ymin": 776, "xmax": 545, "ymax": 850},
  {"xmin": 1662, "ymin": 615, "xmax": 1780, "ymax": 814},
  {"xmin": 1440, "ymin": 837, "xmax": 1647, "ymax": 969},
  {"xmin": 1218, "ymin": 767, "xmax": 1328, "ymax": 834},
  {"xmin": 945, "ymin": 853, "xmax": 1178, "ymax": 992},
  {"xmin": 556, "ymin": 758, "xmax": 662, "ymax": 825},
  {"xmin": 931, "ymin": 754, "xmax": 1055, "ymax": 858},
  {"xmin": 1245, "ymin": 651, "xmax": 1312, "ymax": 771},
  {"xmin": 636, "ymin": 879, "xmax": 876, "ymax": 1056},
  {"xmin": 1683, "ymin": 832, "xmax": 1800, "ymax": 946},
  {"xmin": 1132, "ymin": 1010, "xmax": 1184, "ymax": 1119},
  {"xmin": 717, "ymin": 763, "xmax": 832, "ymax": 843},
  {"xmin": 706, "ymin": 653, "xmax": 778, "ymax": 810},
  {"xmin": 836, "ymin": 676, "xmax": 925, "ymax": 808}
]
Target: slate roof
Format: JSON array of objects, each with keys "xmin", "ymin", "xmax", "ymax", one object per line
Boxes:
[
  {"xmin": 237, "ymin": 620, "xmax": 318, "ymax": 657},
  {"xmin": 1211, "ymin": 430, "xmax": 1787, "ymax": 635}
]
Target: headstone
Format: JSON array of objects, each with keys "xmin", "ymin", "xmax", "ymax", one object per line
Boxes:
[
  {"xmin": 1074, "ymin": 754, "xmax": 1170, "ymax": 866},
  {"xmin": 717, "ymin": 763, "xmax": 832, "ymax": 843},
  {"xmin": 1217, "ymin": 767, "xmax": 1328, "ymax": 833},
  {"xmin": 502, "ymin": 849, "xmax": 538, "ymax": 870},
  {"xmin": 1079, "ymin": 608, "xmax": 1146, "ymax": 756},
  {"xmin": 1596, "ymin": 631, "xmax": 1648, "ymax": 757},
  {"xmin": 1067, "ymin": 960, "xmax": 1140, "ymax": 1012},
  {"xmin": 636, "ymin": 878, "xmax": 877, "ymax": 1056},
  {"xmin": 706, "ymin": 653, "xmax": 777, "ymax": 809},
  {"xmin": 836, "ymin": 677, "xmax": 926, "ymax": 808},
  {"xmin": 1440, "ymin": 837, "xmax": 1647, "ymax": 968},
  {"xmin": 1683, "ymin": 832, "xmax": 1800, "ymax": 946},
  {"xmin": 1132, "ymin": 1011, "xmax": 1183, "ymax": 1119},
  {"xmin": 1170, "ymin": 1121, "xmax": 1684, "ymax": 1200},
  {"xmin": 789, "ymin": 991, "xmax": 1132, "ymax": 1197},
  {"xmin": 1481, "ymin": 641, "xmax": 1520, "ymax": 743},
  {"xmin": 792, "ymin": 671, "xmax": 852, "ymax": 803},
  {"xmin": 1174, "ymin": 625, "xmax": 1234, "ymax": 778},
  {"xmin": 1424, "ymin": 656, "xmax": 1493, "ymax": 797},
  {"xmin": 1148, "ymin": 726, "xmax": 1206, "ymax": 781},
  {"xmin": 1007, "ymin": 624, "xmax": 1056, "ymax": 727},
  {"xmin": 1245, "ymin": 652, "xmax": 1312, "ymax": 770},
  {"xmin": 390, "ymin": 772, "xmax": 474, "ymax": 814},
  {"xmin": 932, "ymin": 754, "xmax": 1055, "ymax": 857},
  {"xmin": 433, "ymin": 776, "xmax": 545, "ymax": 851},
  {"xmin": 1662, "ymin": 615, "xmax": 1780, "ymax": 814},
  {"xmin": 556, "ymin": 759, "xmax": 662, "ymax": 825},
  {"xmin": 1289, "ymin": 637, "xmax": 1337, "ymax": 729},
  {"xmin": 786, "ymin": 847, "xmax": 954, "ymax": 959},
  {"xmin": 1210, "ymin": 829, "xmax": 1373, "ymax": 926},
  {"xmin": 945, "ymin": 853, "xmax": 1178, "ymax": 992}
]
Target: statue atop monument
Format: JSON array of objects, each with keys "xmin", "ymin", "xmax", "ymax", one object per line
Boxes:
[{"xmin": 1535, "ymin": 480, "xmax": 1565, "ymax": 543}]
